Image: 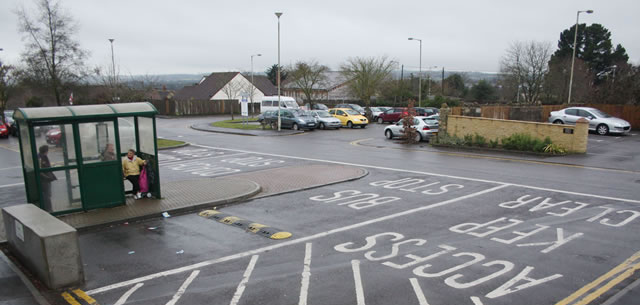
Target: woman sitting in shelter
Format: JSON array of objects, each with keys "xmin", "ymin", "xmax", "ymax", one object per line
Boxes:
[{"xmin": 122, "ymin": 149, "xmax": 147, "ymax": 199}]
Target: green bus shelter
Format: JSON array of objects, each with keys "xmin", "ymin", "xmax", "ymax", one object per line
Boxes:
[{"xmin": 13, "ymin": 102, "xmax": 161, "ymax": 215}]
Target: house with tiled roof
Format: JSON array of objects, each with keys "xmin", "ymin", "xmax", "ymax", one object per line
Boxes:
[{"xmin": 174, "ymin": 72, "xmax": 276, "ymax": 105}]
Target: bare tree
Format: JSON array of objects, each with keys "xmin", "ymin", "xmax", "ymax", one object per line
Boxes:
[
  {"xmin": 288, "ymin": 60, "xmax": 329, "ymax": 106},
  {"xmin": 0, "ymin": 62, "xmax": 17, "ymax": 123},
  {"xmin": 16, "ymin": 0, "xmax": 88, "ymax": 106},
  {"xmin": 500, "ymin": 41, "xmax": 551, "ymax": 104},
  {"xmin": 220, "ymin": 76, "xmax": 246, "ymax": 120},
  {"xmin": 340, "ymin": 56, "xmax": 396, "ymax": 106}
]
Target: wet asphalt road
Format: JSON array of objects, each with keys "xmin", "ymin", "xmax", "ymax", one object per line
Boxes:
[{"xmin": 1, "ymin": 116, "xmax": 639, "ymax": 305}]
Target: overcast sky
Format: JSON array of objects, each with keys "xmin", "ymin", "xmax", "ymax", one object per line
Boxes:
[{"xmin": 1, "ymin": 0, "xmax": 638, "ymax": 76}]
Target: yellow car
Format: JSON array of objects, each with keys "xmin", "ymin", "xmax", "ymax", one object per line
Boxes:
[{"xmin": 328, "ymin": 108, "xmax": 369, "ymax": 128}]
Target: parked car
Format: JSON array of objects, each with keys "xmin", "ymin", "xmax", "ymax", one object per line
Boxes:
[
  {"xmin": 0, "ymin": 123, "xmax": 9, "ymax": 138},
  {"xmin": 260, "ymin": 96, "xmax": 300, "ymax": 113},
  {"xmin": 46, "ymin": 128, "xmax": 62, "ymax": 145},
  {"xmin": 3, "ymin": 111, "xmax": 18, "ymax": 137},
  {"xmin": 368, "ymin": 107, "xmax": 386, "ymax": 121},
  {"xmin": 384, "ymin": 116, "xmax": 439, "ymax": 142},
  {"xmin": 261, "ymin": 109, "xmax": 317, "ymax": 130},
  {"xmin": 310, "ymin": 110, "xmax": 342, "ymax": 129},
  {"xmin": 415, "ymin": 107, "xmax": 439, "ymax": 116},
  {"xmin": 548, "ymin": 107, "xmax": 631, "ymax": 135},
  {"xmin": 335, "ymin": 104, "xmax": 366, "ymax": 115},
  {"xmin": 328, "ymin": 108, "xmax": 368, "ymax": 128},
  {"xmin": 377, "ymin": 108, "xmax": 408, "ymax": 124},
  {"xmin": 304, "ymin": 103, "xmax": 329, "ymax": 111}
]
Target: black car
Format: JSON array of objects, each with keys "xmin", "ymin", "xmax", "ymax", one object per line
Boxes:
[{"xmin": 414, "ymin": 107, "xmax": 439, "ymax": 117}]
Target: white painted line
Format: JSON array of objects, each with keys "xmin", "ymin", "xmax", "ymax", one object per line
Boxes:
[
  {"xmin": 166, "ymin": 270, "xmax": 199, "ymax": 305},
  {"xmin": 299, "ymin": 243, "xmax": 313, "ymax": 305},
  {"xmin": 351, "ymin": 260, "xmax": 366, "ymax": 305},
  {"xmin": 470, "ymin": 296, "xmax": 484, "ymax": 305},
  {"xmin": 114, "ymin": 283, "xmax": 144, "ymax": 305},
  {"xmin": 190, "ymin": 144, "xmax": 640, "ymax": 204},
  {"xmin": 409, "ymin": 278, "xmax": 430, "ymax": 305},
  {"xmin": 160, "ymin": 152, "xmax": 248, "ymax": 166},
  {"xmin": 229, "ymin": 255, "xmax": 259, "ymax": 305},
  {"xmin": 0, "ymin": 182, "xmax": 24, "ymax": 189},
  {"xmin": 0, "ymin": 166, "xmax": 21, "ymax": 171},
  {"xmin": 86, "ymin": 184, "xmax": 510, "ymax": 296}
]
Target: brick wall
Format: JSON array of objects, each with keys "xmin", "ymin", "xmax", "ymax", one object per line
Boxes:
[{"xmin": 447, "ymin": 115, "xmax": 589, "ymax": 153}]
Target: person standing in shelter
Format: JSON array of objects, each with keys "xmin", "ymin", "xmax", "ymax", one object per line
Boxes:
[
  {"xmin": 122, "ymin": 149, "xmax": 147, "ymax": 199},
  {"xmin": 102, "ymin": 143, "xmax": 116, "ymax": 161},
  {"xmin": 38, "ymin": 145, "xmax": 57, "ymax": 211}
]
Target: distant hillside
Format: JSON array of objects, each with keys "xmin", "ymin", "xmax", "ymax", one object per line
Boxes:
[{"xmin": 116, "ymin": 70, "xmax": 500, "ymax": 91}]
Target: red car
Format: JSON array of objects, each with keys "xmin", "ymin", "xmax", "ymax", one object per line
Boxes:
[
  {"xmin": 46, "ymin": 128, "xmax": 62, "ymax": 146},
  {"xmin": 0, "ymin": 123, "xmax": 9, "ymax": 138},
  {"xmin": 377, "ymin": 108, "xmax": 408, "ymax": 124}
]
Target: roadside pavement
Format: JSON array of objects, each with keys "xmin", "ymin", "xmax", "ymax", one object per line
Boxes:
[{"xmin": 191, "ymin": 122, "xmax": 304, "ymax": 136}]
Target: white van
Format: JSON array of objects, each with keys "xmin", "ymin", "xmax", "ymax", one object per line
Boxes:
[{"xmin": 260, "ymin": 96, "xmax": 299, "ymax": 113}]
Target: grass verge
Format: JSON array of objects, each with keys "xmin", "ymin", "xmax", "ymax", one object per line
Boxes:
[
  {"xmin": 211, "ymin": 118, "xmax": 271, "ymax": 130},
  {"xmin": 157, "ymin": 138, "xmax": 186, "ymax": 148}
]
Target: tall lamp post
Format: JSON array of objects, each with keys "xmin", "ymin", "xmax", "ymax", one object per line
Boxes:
[
  {"xmin": 251, "ymin": 53, "xmax": 262, "ymax": 116},
  {"xmin": 108, "ymin": 39, "xmax": 116, "ymax": 86},
  {"xmin": 408, "ymin": 37, "xmax": 422, "ymax": 107},
  {"xmin": 567, "ymin": 9, "xmax": 593, "ymax": 104},
  {"xmin": 275, "ymin": 12, "xmax": 283, "ymax": 131}
]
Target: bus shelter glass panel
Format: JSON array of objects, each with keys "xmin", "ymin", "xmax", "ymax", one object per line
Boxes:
[
  {"xmin": 78, "ymin": 120, "xmax": 124, "ymax": 209},
  {"xmin": 34, "ymin": 124, "xmax": 76, "ymax": 167},
  {"xmin": 118, "ymin": 117, "xmax": 136, "ymax": 154},
  {"xmin": 19, "ymin": 123, "xmax": 37, "ymax": 201},
  {"xmin": 79, "ymin": 122, "xmax": 116, "ymax": 163},
  {"xmin": 41, "ymin": 168, "xmax": 81, "ymax": 213},
  {"xmin": 138, "ymin": 117, "xmax": 155, "ymax": 155}
]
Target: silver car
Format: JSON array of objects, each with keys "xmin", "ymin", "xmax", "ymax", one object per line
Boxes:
[
  {"xmin": 384, "ymin": 116, "xmax": 439, "ymax": 142},
  {"xmin": 310, "ymin": 110, "xmax": 342, "ymax": 129},
  {"xmin": 548, "ymin": 107, "xmax": 631, "ymax": 135}
]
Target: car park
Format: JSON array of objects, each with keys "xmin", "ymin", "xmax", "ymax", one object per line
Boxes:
[
  {"xmin": 335, "ymin": 103, "xmax": 366, "ymax": 115},
  {"xmin": 310, "ymin": 110, "xmax": 342, "ymax": 129},
  {"xmin": 548, "ymin": 107, "xmax": 631, "ymax": 135},
  {"xmin": 384, "ymin": 116, "xmax": 439, "ymax": 142},
  {"xmin": 261, "ymin": 109, "xmax": 317, "ymax": 130},
  {"xmin": 328, "ymin": 108, "xmax": 368, "ymax": 128}
]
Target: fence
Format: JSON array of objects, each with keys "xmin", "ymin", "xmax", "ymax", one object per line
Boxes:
[
  {"xmin": 150, "ymin": 99, "xmax": 261, "ymax": 116},
  {"xmin": 449, "ymin": 104, "xmax": 640, "ymax": 129}
]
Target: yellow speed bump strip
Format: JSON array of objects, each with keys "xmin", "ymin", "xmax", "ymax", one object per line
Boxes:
[
  {"xmin": 62, "ymin": 289, "xmax": 100, "ymax": 305},
  {"xmin": 199, "ymin": 209, "xmax": 292, "ymax": 240},
  {"xmin": 556, "ymin": 250, "xmax": 640, "ymax": 305}
]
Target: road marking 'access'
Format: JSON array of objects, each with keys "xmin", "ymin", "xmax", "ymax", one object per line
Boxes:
[{"xmin": 86, "ymin": 184, "xmax": 509, "ymax": 296}]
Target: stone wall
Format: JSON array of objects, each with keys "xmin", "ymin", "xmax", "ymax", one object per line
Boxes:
[{"xmin": 446, "ymin": 115, "xmax": 589, "ymax": 153}]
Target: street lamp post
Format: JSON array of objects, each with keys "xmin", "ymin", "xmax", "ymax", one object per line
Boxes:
[
  {"xmin": 108, "ymin": 39, "xmax": 116, "ymax": 86},
  {"xmin": 275, "ymin": 12, "xmax": 283, "ymax": 131},
  {"xmin": 567, "ymin": 9, "xmax": 593, "ymax": 104},
  {"xmin": 251, "ymin": 53, "xmax": 262, "ymax": 117},
  {"xmin": 408, "ymin": 38, "xmax": 422, "ymax": 107}
]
